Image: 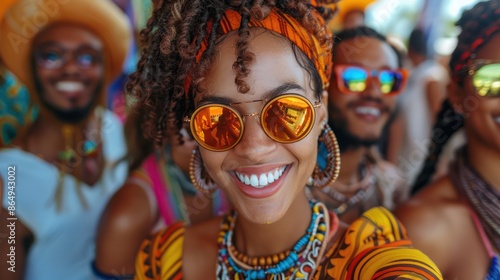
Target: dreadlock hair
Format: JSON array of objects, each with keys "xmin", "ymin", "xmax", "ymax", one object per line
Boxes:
[
  {"xmin": 333, "ymin": 26, "xmax": 404, "ymax": 68},
  {"xmin": 411, "ymin": 0, "xmax": 500, "ymax": 195},
  {"xmin": 126, "ymin": 0, "xmax": 336, "ymax": 148}
]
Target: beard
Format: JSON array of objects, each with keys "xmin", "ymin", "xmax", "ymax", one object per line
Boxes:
[
  {"xmin": 328, "ymin": 101, "xmax": 392, "ymax": 153},
  {"xmin": 33, "ymin": 75, "xmax": 103, "ymax": 124}
]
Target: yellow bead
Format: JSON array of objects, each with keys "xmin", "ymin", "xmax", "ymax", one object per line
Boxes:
[
  {"xmin": 279, "ymin": 252, "xmax": 286, "ymax": 260},
  {"xmin": 272, "ymin": 254, "xmax": 280, "ymax": 264},
  {"xmin": 266, "ymin": 256, "xmax": 273, "ymax": 266},
  {"xmin": 295, "ymin": 271, "xmax": 305, "ymax": 278},
  {"xmin": 259, "ymin": 257, "xmax": 266, "ymax": 266},
  {"xmin": 313, "ymin": 204, "xmax": 320, "ymax": 213},
  {"xmin": 318, "ymin": 224, "xmax": 326, "ymax": 231},
  {"xmin": 316, "ymin": 233, "xmax": 325, "ymax": 241}
]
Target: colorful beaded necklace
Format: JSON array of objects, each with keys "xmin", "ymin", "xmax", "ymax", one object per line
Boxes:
[{"xmin": 216, "ymin": 200, "xmax": 329, "ymax": 280}]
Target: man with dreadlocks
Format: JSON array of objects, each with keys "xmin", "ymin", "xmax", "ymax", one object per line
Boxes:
[
  {"xmin": 0, "ymin": 0, "xmax": 130, "ymax": 279},
  {"xmin": 396, "ymin": 1, "xmax": 500, "ymax": 279},
  {"xmin": 130, "ymin": 1, "xmax": 442, "ymax": 279}
]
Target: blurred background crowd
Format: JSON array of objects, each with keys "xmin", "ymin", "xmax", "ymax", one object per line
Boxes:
[{"xmin": 0, "ymin": 0, "xmax": 498, "ymax": 279}]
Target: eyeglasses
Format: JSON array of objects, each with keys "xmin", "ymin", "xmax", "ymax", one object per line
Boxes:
[
  {"xmin": 466, "ymin": 60, "xmax": 500, "ymax": 97},
  {"xmin": 34, "ymin": 45, "xmax": 103, "ymax": 70},
  {"xmin": 333, "ymin": 64, "xmax": 408, "ymax": 95},
  {"xmin": 184, "ymin": 94, "xmax": 321, "ymax": 152}
]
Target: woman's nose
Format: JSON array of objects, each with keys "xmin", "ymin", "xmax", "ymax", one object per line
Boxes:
[{"xmin": 232, "ymin": 115, "xmax": 276, "ymax": 159}]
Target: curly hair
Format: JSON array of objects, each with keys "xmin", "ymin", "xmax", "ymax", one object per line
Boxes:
[
  {"xmin": 126, "ymin": 0, "xmax": 336, "ymax": 148},
  {"xmin": 411, "ymin": 0, "xmax": 500, "ymax": 194}
]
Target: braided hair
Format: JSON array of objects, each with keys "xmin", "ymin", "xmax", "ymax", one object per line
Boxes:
[
  {"xmin": 411, "ymin": 0, "xmax": 500, "ymax": 194},
  {"xmin": 126, "ymin": 0, "xmax": 336, "ymax": 148}
]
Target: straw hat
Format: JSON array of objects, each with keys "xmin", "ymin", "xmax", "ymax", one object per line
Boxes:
[{"xmin": 329, "ymin": 0, "xmax": 376, "ymax": 31}]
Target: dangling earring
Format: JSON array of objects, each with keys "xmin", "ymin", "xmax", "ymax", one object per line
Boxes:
[
  {"xmin": 189, "ymin": 147, "xmax": 218, "ymax": 194},
  {"xmin": 311, "ymin": 122, "xmax": 341, "ymax": 189}
]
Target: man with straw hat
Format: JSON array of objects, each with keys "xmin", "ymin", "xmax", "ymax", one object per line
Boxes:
[{"xmin": 0, "ymin": 0, "xmax": 130, "ymax": 279}]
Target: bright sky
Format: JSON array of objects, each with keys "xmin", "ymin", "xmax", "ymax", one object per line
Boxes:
[{"xmin": 364, "ymin": 0, "xmax": 483, "ymax": 55}]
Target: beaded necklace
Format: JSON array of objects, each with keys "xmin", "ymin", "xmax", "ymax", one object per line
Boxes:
[
  {"xmin": 216, "ymin": 201, "xmax": 329, "ymax": 280},
  {"xmin": 54, "ymin": 109, "xmax": 103, "ymax": 210},
  {"xmin": 320, "ymin": 163, "xmax": 376, "ymax": 215},
  {"xmin": 450, "ymin": 149, "xmax": 500, "ymax": 250}
]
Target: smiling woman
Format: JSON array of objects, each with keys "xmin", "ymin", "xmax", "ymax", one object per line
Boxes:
[
  {"xmin": 129, "ymin": 1, "xmax": 443, "ymax": 279},
  {"xmin": 396, "ymin": 1, "xmax": 500, "ymax": 279}
]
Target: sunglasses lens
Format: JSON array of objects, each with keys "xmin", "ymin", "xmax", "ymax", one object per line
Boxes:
[
  {"xmin": 341, "ymin": 66, "xmax": 368, "ymax": 92},
  {"xmin": 262, "ymin": 96, "xmax": 315, "ymax": 143},
  {"xmin": 379, "ymin": 70, "xmax": 404, "ymax": 94},
  {"xmin": 473, "ymin": 63, "xmax": 500, "ymax": 97},
  {"xmin": 36, "ymin": 50, "xmax": 63, "ymax": 69},
  {"xmin": 191, "ymin": 106, "xmax": 242, "ymax": 151},
  {"xmin": 76, "ymin": 53, "xmax": 100, "ymax": 68}
]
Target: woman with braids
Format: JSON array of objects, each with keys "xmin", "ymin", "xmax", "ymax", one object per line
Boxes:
[
  {"xmin": 131, "ymin": 0, "xmax": 442, "ymax": 279},
  {"xmin": 396, "ymin": 1, "xmax": 500, "ymax": 279}
]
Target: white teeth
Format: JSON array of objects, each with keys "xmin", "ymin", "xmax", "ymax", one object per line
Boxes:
[
  {"xmin": 259, "ymin": 174, "xmax": 268, "ymax": 186},
  {"xmin": 250, "ymin": 175, "xmax": 259, "ymax": 187},
  {"xmin": 56, "ymin": 81, "xmax": 84, "ymax": 92},
  {"xmin": 355, "ymin": 106, "xmax": 381, "ymax": 117},
  {"xmin": 267, "ymin": 172, "xmax": 275, "ymax": 183},
  {"xmin": 235, "ymin": 166, "xmax": 287, "ymax": 189}
]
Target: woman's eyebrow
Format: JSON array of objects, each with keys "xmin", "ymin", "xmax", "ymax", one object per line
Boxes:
[
  {"xmin": 198, "ymin": 82, "xmax": 306, "ymax": 105},
  {"xmin": 263, "ymin": 82, "xmax": 306, "ymax": 100}
]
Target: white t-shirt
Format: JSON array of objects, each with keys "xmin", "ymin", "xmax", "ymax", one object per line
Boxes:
[
  {"xmin": 1, "ymin": 109, "xmax": 127, "ymax": 280},
  {"xmin": 397, "ymin": 60, "xmax": 455, "ymax": 186}
]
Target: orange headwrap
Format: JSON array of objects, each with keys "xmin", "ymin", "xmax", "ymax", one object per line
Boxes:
[{"xmin": 194, "ymin": 7, "xmax": 333, "ymax": 91}]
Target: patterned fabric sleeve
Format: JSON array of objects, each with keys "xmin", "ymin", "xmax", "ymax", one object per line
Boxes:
[
  {"xmin": 315, "ymin": 207, "xmax": 443, "ymax": 279},
  {"xmin": 135, "ymin": 222, "xmax": 185, "ymax": 280}
]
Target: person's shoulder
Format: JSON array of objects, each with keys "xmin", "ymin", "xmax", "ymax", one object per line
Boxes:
[
  {"xmin": 99, "ymin": 108, "xmax": 126, "ymax": 153},
  {"xmin": 354, "ymin": 206, "xmax": 409, "ymax": 242},
  {"xmin": 135, "ymin": 222, "xmax": 187, "ymax": 280},
  {"xmin": 395, "ymin": 176, "xmax": 464, "ymax": 231},
  {"xmin": 326, "ymin": 207, "xmax": 410, "ymax": 262},
  {"xmin": 184, "ymin": 216, "xmax": 222, "ymax": 257},
  {"xmin": 99, "ymin": 176, "xmax": 157, "ymax": 236},
  {"xmin": 317, "ymin": 207, "xmax": 443, "ymax": 279},
  {"xmin": 135, "ymin": 217, "xmax": 222, "ymax": 279},
  {"xmin": 394, "ymin": 176, "xmax": 467, "ymax": 273}
]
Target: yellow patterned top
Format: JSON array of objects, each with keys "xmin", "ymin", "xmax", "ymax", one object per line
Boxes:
[{"xmin": 135, "ymin": 207, "xmax": 442, "ymax": 279}]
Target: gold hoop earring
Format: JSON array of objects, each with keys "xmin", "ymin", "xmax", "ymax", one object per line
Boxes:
[
  {"xmin": 311, "ymin": 122, "xmax": 341, "ymax": 189},
  {"xmin": 189, "ymin": 147, "xmax": 218, "ymax": 194}
]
